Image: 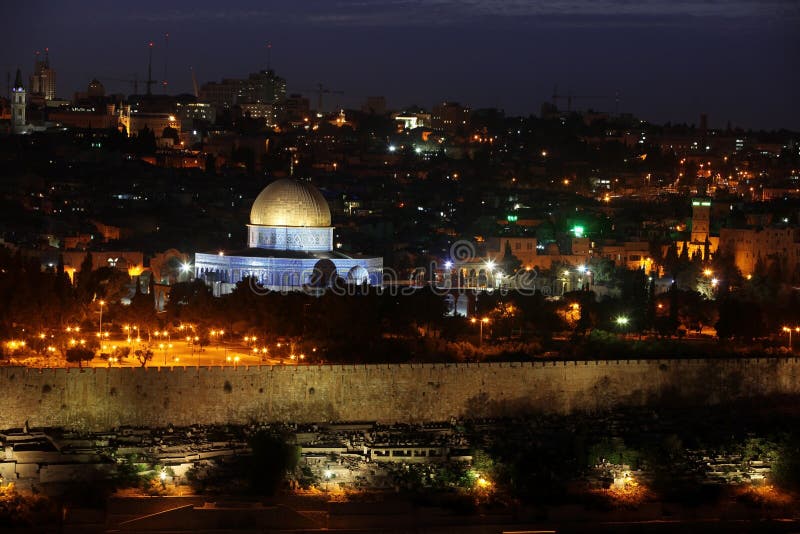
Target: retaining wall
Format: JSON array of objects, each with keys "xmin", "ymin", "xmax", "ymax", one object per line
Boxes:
[{"xmin": 1, "ymin": 358, "xmax": 798, "ymax": 432}]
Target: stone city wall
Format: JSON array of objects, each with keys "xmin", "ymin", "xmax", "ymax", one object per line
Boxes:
[{"xmin": 1, "ymin": 358, "xmax": 798, "ymax": 432}]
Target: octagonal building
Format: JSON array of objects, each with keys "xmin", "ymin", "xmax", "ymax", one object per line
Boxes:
[{"xmin": 194, "ymin": 178, "xmax": 383, "ymax": 293}]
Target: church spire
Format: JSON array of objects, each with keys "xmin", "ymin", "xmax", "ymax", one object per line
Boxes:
[{"xmin": 13, "ymin": 68, "xmax": 24, "ymax": 91}]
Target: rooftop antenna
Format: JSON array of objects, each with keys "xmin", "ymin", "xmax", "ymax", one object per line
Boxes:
[
  {"xmin": 44, "ymin": 47, "xmax": 50, "ymax": 68},
  {"xmin": 162, "ymin": 33, "xmax": 169, "ymax": 91},
  {"xmin": 146, "ymin": 41, "xmax": 154, "ymax": 96},
  {"xmin": 266, "ymin": 42, "xmax": 272, "ymax": 71}
]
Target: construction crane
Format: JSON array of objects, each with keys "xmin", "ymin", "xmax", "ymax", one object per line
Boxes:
[
  {"xmin": 190, "ymin": 67, "xmax": 199, "ymax": 98},
  {"xmin": 301, "ymin": 83, "xmax": 344, "ymax": 113},
  {"xmin": 162, "ymin": 33, "xmax": 169, "ymax": 91},
  {"xmin": 145, "ymin": 41, "xmax": 156, "ymax": 96},
  {"xmin": 97, "ymin": 76, "xmax": 139, "ymax": 96}
]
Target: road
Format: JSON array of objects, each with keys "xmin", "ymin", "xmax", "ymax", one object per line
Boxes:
[{"xmin": 13, "ymin": 337, "xmax": 316, "ymax": 368}]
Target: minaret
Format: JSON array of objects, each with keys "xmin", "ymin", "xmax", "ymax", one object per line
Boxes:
[{"xmin": 11, "ymin": 68, "xmax": 26, "ymax": 134}]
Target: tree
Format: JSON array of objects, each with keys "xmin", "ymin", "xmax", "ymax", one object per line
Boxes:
[
  {"xmin": 196, "ymin": 334, "xmax": 210, "ymax": 352},
  {"xmin": 162, "ymin": 126, "xmax": 179, "ymax": 143},
  {"xmin": 133, "ymin": 125, "xmax": 157, "ymax": 155},
  {"xmin": 119, "ymin": 289, "xmax": 159, "ymax": 333},
  {"xmin": 500, "ymin": 241, "xmax": 522, "ymax": 275},
  {"xmin": 134, "ymin": 347, "xmax": 154, "ymax": 368},
  {"xmin": 679, "ymin": 241, "xmax": 689, "ymax": 262},
  {"xmin": 76, "ymin": 252, "xmax": 94, "ymax": 299},
  {"xmin": 716, "ymin": 297, "xmax": 765, "ymax": 341},
  {"xmin": 646, "ymin": 273, "xmax": 656, "ymax": 331},
  {"xmin": 245, "ymin": 430, "xmax": 299, "ymax": 495},
  {"xmin": 113, "ymin": 346, "xmax": 131, "ymax": 360},
  {"xmin": 65, "ymin": 346, "xmax": 95, "ymax": 368}
]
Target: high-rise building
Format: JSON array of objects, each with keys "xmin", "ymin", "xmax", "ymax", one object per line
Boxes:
[
  {"xmin": 30, "ymin": 49, "xmax": 56, "ymax": 100},
  {"xmin": 199, "ymin": 69, "xmax": 286, "ymax": 110},
  {"xmin": 431, "ymin": 102, "xmax": 470, "ymax": 135},
  {"xmin": 282, "ymin": 94, "xmax": 310, "ymax": 122},
  {"xmin": 176, "ymin": 102, "xmax": 216, "ymax": 129},
  {"xmin": 11, "ymin": 68, "xmax": 27, "ymax": 133},
  {"xmin": 86, "ymin": 78, "xmax": 106, "ymax": 98},
  {"xmin": 246, "ymin": 69, "xmax": 286, "ymax": 105}
]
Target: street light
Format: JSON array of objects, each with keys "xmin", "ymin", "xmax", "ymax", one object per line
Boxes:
[
  {"xmin": 782, "ymin": 326, "xmax": 800, "ymax": 350},
  {"xmin": 98, "ymin": 300, "xmax": 105, "ymax": 342},
  {"xmin": 471, "ymin": 317, "xmax": 490, "ymax": 346},
  {"xmin": 616, "ymin": 316, "xmax": 629, "ymax": 337}
]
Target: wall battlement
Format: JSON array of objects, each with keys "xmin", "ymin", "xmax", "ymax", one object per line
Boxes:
[{"xmin": 1, "ymin": 358, "xmax": 798, "ymax": 432}]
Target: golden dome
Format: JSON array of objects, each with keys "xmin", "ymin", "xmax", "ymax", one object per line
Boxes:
[{"xmin": 249, "ymin": 179, "xmax": 331, "ymax": 227}]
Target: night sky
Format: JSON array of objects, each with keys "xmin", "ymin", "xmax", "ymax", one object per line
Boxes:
[{"xmin": 4, "ymin": 0, "xmax": 799, "ymax": 130}]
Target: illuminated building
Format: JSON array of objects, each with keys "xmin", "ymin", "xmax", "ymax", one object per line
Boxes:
[
  {"xmin": 30, "ymin": 49, "xmax": 56, "ymax": 100},
  {"xmin": 239, "ymin": 102, "xmax": 276, "ymax": 125},
  {"xmin": 489, "ymin": 236, "xmax": 653, "ymax": 272},
  {"xmin": 194, "ymin": 179, "xmax": 383, "ymax": 293},
  {"xmin": 175, "ymin": 102, "xmax": 216, "ymax": 130},
  {"xmin": 127, "ymin": 112, "xmax": 181, "ymax": 145},
  {"xmin": 393, "ymin": 112, "xmax": 431, "ymax": 130},
  {"xmin": 719, "ymin": 226, "xmax": 800, "ymax": 280}
]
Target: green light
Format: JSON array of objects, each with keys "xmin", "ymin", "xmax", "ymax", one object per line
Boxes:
[
  {"xmin": 507, "ymin": 215, "xmax": 518, "ymax": 222},
  {"xmin": 572, "ymin": 225, "xmax": 584, "ymax": 238}
]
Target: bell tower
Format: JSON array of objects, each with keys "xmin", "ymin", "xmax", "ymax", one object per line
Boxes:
[
  {"xmin": 691, "ymin": 198, "xmax": 711, "ymax": 244},
  {"xmin": 11, "ymin": 68, "xmax": 26, "ymax": 134}
]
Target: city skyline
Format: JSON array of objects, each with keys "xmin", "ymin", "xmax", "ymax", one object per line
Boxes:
[{"xmin": 4, "ymin": 0, "xmax": 799, "ymax": 130}]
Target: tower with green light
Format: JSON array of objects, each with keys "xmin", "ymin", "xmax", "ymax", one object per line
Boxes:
[{"xmin": 691, "ymin": 198, "xmax": 711, "ymax": 245}]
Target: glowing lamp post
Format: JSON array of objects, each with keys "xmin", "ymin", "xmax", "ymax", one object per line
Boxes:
[
  {"xmin": 180, "ymin": 262, "xmax": 192, "ymax": 280},
  {"xmin": 471, "ymin": 317, "xmax": 490, "ymax": 346},
  {"xmin": 98, "ymin": 300, "xmax": 105, "ymax": 341},
  {"xmin": 782, "ymin": 326, "xmax": 800, "ymax": 350},
  {"xmin": 616, "ymin": 316, "xmax": 629, "ymax": 337}
]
